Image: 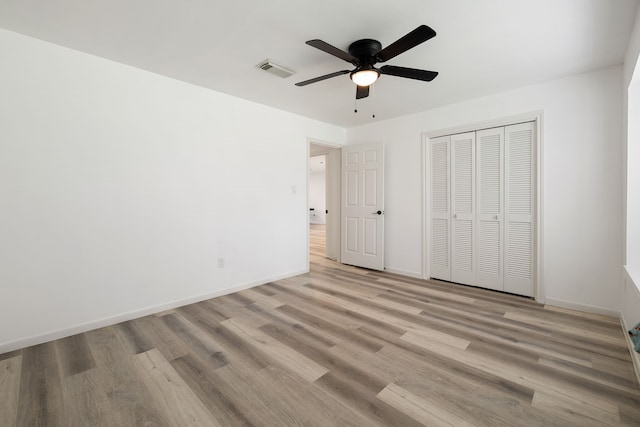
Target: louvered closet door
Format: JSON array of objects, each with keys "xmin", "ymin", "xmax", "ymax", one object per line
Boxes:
[
  {"xmin": 475, "ymin": 127, "xmax": 504, "ymax": 291},
  {"xmin": 430, "ymin": 136, "xmax": 451, "ymax": 281},
  {"xmin": 504, "ymin": 122, "xmax": 535, "ymax": 296},
  {"xmin": 451, "ymin": 132, "xmax": 475, "ymax": 285}
]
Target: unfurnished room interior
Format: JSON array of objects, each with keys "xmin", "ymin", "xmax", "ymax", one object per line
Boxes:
[{"xmin": 2, "ymin": 0, "xmax": 640, "ymax": 425}]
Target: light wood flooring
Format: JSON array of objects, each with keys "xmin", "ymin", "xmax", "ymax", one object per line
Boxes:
[{"xmin": 2, "ymin": 223, "xmax": 640, "ymax": 426}]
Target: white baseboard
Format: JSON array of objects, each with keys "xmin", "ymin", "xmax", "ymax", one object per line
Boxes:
[
  {"xmin": 0, "ymin": 269, "xmax": 307, "ymax": 355},
  {"xmin": 543, "ymin": 297, "xmax": 620, "ymax": 318},
  {"xmin": 384, "ymin": 267, "xmax": 423, "ymax": 279}
]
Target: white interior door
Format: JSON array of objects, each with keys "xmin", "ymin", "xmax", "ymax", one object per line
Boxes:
[
  {"xmin": 340, "ymin": 142, "xmax": 384, "ymax": 270},
  {"xmin": 451, "ymin": 132, "xmax": 476, "ymax": 285},
  {"xmin": 476, "ymin": 127, "xmax": 504, "ymax": 290},
  {"xmin": 429, "ymin": 136, "xmax": 451, "ymax": 281}
]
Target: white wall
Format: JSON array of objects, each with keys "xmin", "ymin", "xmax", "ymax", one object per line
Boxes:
[
  {"xmin": 0, "ymin": 28, "xmax": 345, "ymax": 352},
  {"xmin": 309, "ymin": 169, "xmax": 326, "ymax": 224},
  {"xmin": 347, "ymin": 65, "xmax": 624, "ymax": 314}
]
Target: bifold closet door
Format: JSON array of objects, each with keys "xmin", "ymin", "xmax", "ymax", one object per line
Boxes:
[
  {"xmin": 429, "ymin": 135, "xmax": 451, "ymax": 281},
  {"xmin": 451, "ymin": 132, "xmax": 475, "ymax": 285},
  {"xmin": 475, "ymin": 127, "xmax": 504, "ymax": 291},
  {"xmin": 504, "ymin": 122, "xmax": 535, "ymax": 297}
]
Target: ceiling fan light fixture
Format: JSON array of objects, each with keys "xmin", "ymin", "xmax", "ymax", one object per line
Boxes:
[{"xmin": 350, "ymin": 69, "xmax": 379, "ymax": 86}]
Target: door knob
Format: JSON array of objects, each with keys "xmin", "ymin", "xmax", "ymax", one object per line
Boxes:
[{"xmin": 372, "ymin": 210, "xmax": 383, "ymax": 215}]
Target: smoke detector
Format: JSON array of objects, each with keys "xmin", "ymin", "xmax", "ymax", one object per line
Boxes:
[{"xmin": 256, "ymin": 59, "xmax": 295, "ymax": 78}]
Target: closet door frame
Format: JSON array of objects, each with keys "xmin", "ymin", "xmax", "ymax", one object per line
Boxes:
[{"xmin": 422, "ymin": 112, "xmax": 544, "ymax": 303}]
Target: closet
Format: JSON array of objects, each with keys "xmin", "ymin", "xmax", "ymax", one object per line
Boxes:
[{"xmin": 429, "ymin": 121, "xmax": 535, "ymax": 297}]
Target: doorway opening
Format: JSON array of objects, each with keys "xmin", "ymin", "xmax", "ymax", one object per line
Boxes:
[
  {"xmin": 309, "ymin": 153, "xmax": 327, "ymax": 257},
  {"xmin": 308, "ymin": 141, "xmax": 341, "ymax": 267}
]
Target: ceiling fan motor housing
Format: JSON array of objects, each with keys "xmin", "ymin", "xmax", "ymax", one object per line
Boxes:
[{"xmin": 348, "ymin": 39, "xmax": 382, "ymax": 66}]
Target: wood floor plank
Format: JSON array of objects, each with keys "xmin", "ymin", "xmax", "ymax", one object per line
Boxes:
[
  {"xmin": 313, "ymin": 371, "xmax": 425, "ymax": 427},
  {"xmin": 211, "ymin": 363, "xmax": 333, "ymax": 426},
  {"xmin": 372, "ymin": 342, "xmax": 572, "ymax": 427},
  {"xmin": 0, "ymin": 355, "xmax": 22, "ymax": 427},
  {"xmin": 544, "ymin": 304, "xmax": 621, "ymax": 324},
  {"xmin": 0, "ymin": 349, "xmax": 22, "ymax": 362},
  {"xmin": 240, "ymin": 288, "xmax": 285, "ymax": 309},
  {"xmin": 130, "ymin": 315, "xmax": 190, "ymax": 362},
  {"xmin": 60, "ymin": 368, "xmax": 122, "ymax": 427},
  {"xmin": 83, "ymin": 327, "xmax": 170, "ymax": 426},
  {"xmin": 504, "ymin": 311, "xmax": 628, "ymax": 347},
  {"xmin": 177, "ymin": 306, "xmax": 270, "ymax": 372},
  {"xmin": 538, "ymin": 356, "xmax": 640, "ymax": 394},
  {"xmin": 404, "ymin": 326, "xmax": 627, "ymax": 418},
  {"xmin": 160, "ymin": 312, "xmax": 229, "ymax": 369},
  {"xmin": 170, "ymin": 354, "xmax": 255, "ymax": 427},
  {"xmin": 112, "ymin": 321, "xmax": 154, "ymax": 355},
  {"xmin": 16, "ymin": 342, "xmax": 65, "ymax": 427},
  {"xmin": 221, "ymin": 317, "xmax": 329, "ymax": 382},
  {"xmin": 255, "ymin": 364, "xmax": 375, "ymax": 426},
  {"xmin": 377, "ymin": 383, "xmax": 476, "ymax": 427},
  {"xmin": 531, "ymin": 390, "xmax": 619, "ymax": 426},
  {"xmin": 402, "ymin": 328, "xmax": 471, "ymax": 351},
  {"xmin": 258, "ymin": 318, "xmax": 387, "ymax": 394},
  {"xmin": 55, "ymin": 333, "xmax": 96, "ymax": 378},
  {"xmin": 135, "ymin": 348, "xmax": 222, "ymax": 427}
]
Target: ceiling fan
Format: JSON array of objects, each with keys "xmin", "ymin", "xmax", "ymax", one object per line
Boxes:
[{"xmin": 295, "ymin": 25, "xmax": 438, "ymax": 100}]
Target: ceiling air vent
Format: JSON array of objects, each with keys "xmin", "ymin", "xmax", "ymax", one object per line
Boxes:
[{"xmin": 256, "ymin": 59, "xmax": 295, "ymax": 78}]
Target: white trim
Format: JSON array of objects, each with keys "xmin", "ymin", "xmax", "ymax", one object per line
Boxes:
[
  {"xmin": 422, "ymin": 111, "xmax": 544, "ymax": 302},
  {"xmin": 422, "ymin": 133, "xmax": 430, "ymax": 280},
  {"xmin": 423, "ymin": 111, "xmax": 545, "ymax": 139},
  {"xmin": 534, "ymin": 115, "xmax": 545, "ymax": 303},
  {"xmin": 0, "ymin": 269, "xmax": 306, "ymax": 355}
]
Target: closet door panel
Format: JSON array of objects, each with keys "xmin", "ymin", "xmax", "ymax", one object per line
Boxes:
[
  {"xmin": 451, "ymin": 132, "xmax": 475, "ymax": 285},
  {"xmin": 430, "ymin": 136, "xmax": 451, "ymax": 281},
  {"xmin": 504, "ymin": 122, "xmax": 535, "ymax": 296},
  {"xmin": 476, "ymin": 127, "xmax": 504, "ymax": 290}
]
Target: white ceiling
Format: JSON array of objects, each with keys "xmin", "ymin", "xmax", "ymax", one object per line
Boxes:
[{"xmin": 0, "ymin": 0, "xmax": 637, "ymax": 127}]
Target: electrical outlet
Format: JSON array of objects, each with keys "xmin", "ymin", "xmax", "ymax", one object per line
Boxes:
[{"xmin": 218, "ymin": 258, "xmax": 225, "ymax": 269}]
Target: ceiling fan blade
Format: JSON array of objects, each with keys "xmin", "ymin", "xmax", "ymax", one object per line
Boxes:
[
  {"xmin": 376, "ymin": 25, "xmax": 436, "ymax": 62},
  {"xmin": 306, "ymin": 39, "xmax": 357, "ymax": 63},
  {"xmin": 379, "ymin": 65, "xmax": 438, "ymax": 82},
  {"xmin": 295, "ymin": 70, "xmax": 351, "ymax": 86},
  {"xmin": 356, "ymin": 85, "xmax": 369, "ymax": 99}
]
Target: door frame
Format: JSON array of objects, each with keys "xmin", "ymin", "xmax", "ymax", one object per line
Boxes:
[
  {"xmin": 422, "ymin": 111, "xmax": 545, "ymax": 303},
  {"xmin": 307, "ymin": 138, "xmax": 342, "ymax": 270}
]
